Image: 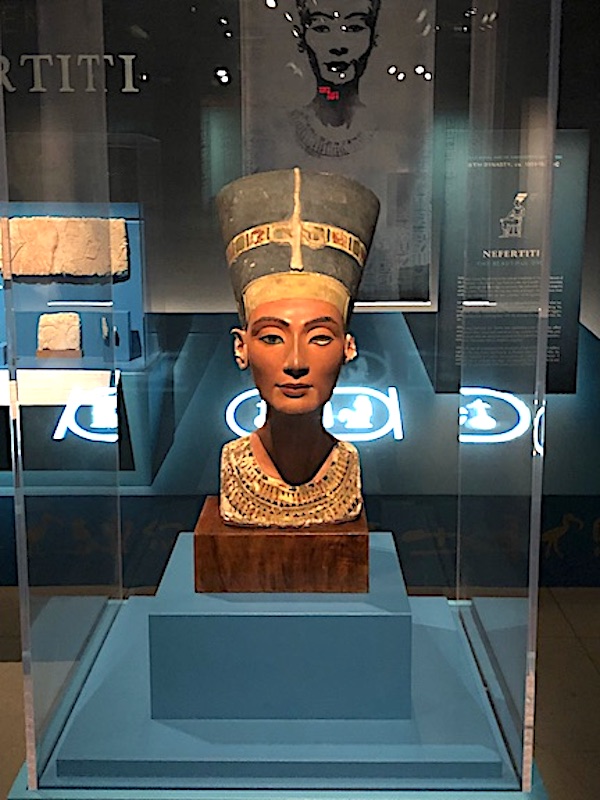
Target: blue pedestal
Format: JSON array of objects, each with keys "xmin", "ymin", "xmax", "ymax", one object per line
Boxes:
[
  {"xmin": 150, "ymin": 533, "xmax": 412, "ymax": 721},
  {"xmin": 28, "ymin": 533, "xmax": 523, "ymax": 792}
]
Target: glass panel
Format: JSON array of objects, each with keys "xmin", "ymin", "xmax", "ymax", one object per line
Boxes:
[
  {"xmin": 4, "ymin": 0, "xmax": 560, "ymax": 795},
  {"xmin": 2, "ymin": 0, "xmax": 123, "ymax": 789},
  {"xmin": 454, "ymin": 0, "xmax": 560, "ymax": 791}
]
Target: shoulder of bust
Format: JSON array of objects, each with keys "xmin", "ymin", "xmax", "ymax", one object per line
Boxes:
[
  {"xmin": 221, "ymin": 436, "xmax": 254, "ymax": 473},
  {"xmin": 222, "ymin": 435, "xmax": 250, "ymax": 454},
  {"xmin": 336, "ymin": 439, "xmax": 359, "ymax": 458}
]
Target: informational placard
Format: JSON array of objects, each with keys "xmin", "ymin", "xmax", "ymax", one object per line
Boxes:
[{"xmin": 410, "ymin": 129, "xmax": 588, "ymax": 394}]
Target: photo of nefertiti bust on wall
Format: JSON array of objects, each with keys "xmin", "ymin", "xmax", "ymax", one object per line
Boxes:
[{"xmin": 241, "ymin": 0, "xmax": 435, "ymax": 305}]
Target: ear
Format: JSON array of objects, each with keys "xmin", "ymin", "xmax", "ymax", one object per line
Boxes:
[
  {"xmin": 343, "ymin": 333, "xmax": 358, "ymax": 364},
  {"xmin": 231, "ymin": 327, "xmax": 248, "ymax": 370}
]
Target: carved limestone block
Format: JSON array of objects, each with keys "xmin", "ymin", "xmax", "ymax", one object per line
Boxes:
[
  {"xmin": 3, "ymin": 217, "xmax": 128, "ymax": 278},
  {"xmin": 37, "ymin": 312, "xmax": 82, "ymax": 357}
]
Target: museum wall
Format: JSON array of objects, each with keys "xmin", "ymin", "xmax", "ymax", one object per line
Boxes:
[
  {"xmin": 559, "ymin": 1, "xmax": 600, "ymax": 340},
  {"xmin": 0, "ymin": 315, "xmax": 598, "ymax": 591},
  {"xmin": 0, "ymin": 0, "xmax": 598, "ymax": 591}
]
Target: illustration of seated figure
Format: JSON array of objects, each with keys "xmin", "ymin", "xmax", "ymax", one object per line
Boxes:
[{"xmin": 216, "ymin": 168, "xmax": 379, "ymax": 527}]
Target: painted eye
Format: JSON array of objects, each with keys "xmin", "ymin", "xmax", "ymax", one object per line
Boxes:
[
  {"xmin": 259, "ymin": 334, "xmax": 284, "ymax": 345},
  {"xmin": 346, "ymin": 24, "xmax": 367, "ymax": 33},
  {"xmin": 310, "ymin": 23, "xmax": 330, "ymax": 33},
  {"xmin": 310, "ymin": 334, "xmax": 334, "ymax": 346}
]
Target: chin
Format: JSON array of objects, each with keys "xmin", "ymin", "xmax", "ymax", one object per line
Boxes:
[
  {"xmin": 323, "ymin": 72, "xmax": 355, "ymax": 86},
  {"xmin": 268, "ymin": 393, "xmax": 325, "ymax": 416},
  {"xmin": 274, "ymin": 402, "xmax": 321, "ymax": 417}
]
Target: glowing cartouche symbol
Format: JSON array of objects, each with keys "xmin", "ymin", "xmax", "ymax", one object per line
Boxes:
[
  {"xmin": 225, "ymin": 386, "xmax": 403, "ymax": 442},
  {"xmin": 323, "ymin": 402, "xmax": 334, "ymax": 429},
  {"xmin": 53, "ymin": 387, "xmax": 118, "ymax": 443},
  {"xmin": 253, "ymin": 400, "xmax": 267, "ymax": 428},
  {"xmin": 337, "ymin": 395, "xmax": 374, "ymax": 429},
  {"xmin": 90, "ymin": 392, "xmax": 119, "ymax": 429},
  {"xmin": 460, "ymin": 398, "xmax": 497, "ymax": 431},
  {"xmin": 459, "ymin": 387, "xmax": 532, "ymax": 444}
]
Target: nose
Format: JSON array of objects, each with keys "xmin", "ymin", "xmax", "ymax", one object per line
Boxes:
[
  {"xmin": 329, "ymin": 46, "xmax": 349, "ymax": 56},
  {"xmin": 284, "ymin": 365, "xmax": 310, "ymax": 380},
  {"xmin": 283, "ymin": 338, "xmax": 309, "ymax": 380}
]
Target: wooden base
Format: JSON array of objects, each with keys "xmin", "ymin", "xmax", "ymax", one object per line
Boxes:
[
  {"xmin": 36, "ymin": 348, "xmax": 82, "ymax": 358},
  {"xmin": 194, "ymin": 496, "xmax": 369, "ymax": 593}
]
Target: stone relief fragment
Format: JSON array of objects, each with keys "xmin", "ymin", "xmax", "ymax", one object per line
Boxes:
[
  {"xmin": 3, "ymin": 217, "xmax": 128, "ymax": 278},
  {"xmin": 37, "ymin": 311, "xmax": 82, "ymax": 354}
]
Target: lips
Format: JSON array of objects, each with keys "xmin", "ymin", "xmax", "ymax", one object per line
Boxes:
[
  {"xmin": 326, "ymin": 61, "xmax": 350, "ymax": 74},
  {"xmin": 277, "ymin": 383, "xmax": 311, "ymax": 397}
]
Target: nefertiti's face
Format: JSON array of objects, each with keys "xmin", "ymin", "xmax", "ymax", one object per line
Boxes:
[
  {"xmin": 300, "ymin": 0, "xmax": 377, "ymax": 86},
  {"xmin": 234, "ymin": 297, "xmax": 356, "ymax": 417}
]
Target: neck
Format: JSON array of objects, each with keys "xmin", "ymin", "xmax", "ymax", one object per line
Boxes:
[
  {"xmin": 311, "ymin": 82, "xmax": 362, "ymax": 127},
  {"xmin": 255, "ymin": 409, "xmax": 336, "ymax": 485}
]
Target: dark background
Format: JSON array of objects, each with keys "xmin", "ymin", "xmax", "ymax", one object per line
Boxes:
[{"xmin": 0, "ymin": 0, "xmax": 599, "ymax": 591}]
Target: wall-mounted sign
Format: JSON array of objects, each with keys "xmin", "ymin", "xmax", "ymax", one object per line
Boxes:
[{"xmin": 242, "ymin": 0, "xmax": 436, "ymax": 307}]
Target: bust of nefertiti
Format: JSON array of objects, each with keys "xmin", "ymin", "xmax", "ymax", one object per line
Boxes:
[{"xmin": 216, "ymin": 168, "xmax": 379, "ymax": 528}]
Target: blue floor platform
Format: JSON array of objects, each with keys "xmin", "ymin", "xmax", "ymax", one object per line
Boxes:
[{"xmin": 10, "ymin": 533, "xmax": 548, "ymax": 799}]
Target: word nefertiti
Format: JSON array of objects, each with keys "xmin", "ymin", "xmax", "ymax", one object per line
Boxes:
[{"xmin": 0, "ymin": 53, "xmax": 140, "ymax": 93}]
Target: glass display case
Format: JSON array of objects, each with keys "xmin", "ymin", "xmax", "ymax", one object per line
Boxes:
[{"xmin": 5, "ymin": 0, "xmax": 565, "ymax": 797}]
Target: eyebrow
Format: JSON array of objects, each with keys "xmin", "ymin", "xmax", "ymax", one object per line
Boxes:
[
  {"xmin": 306, "ymin": 12, "xmax": 336, "ymax": 21},
  {"xmin": 250, "ymin": 315, "xmax": 340, "ymax": 331},
  {"xmin": 305, "ymin": 316, "xmax": 339, "ymax": 327},
  {"xmin": 306, "ymin": 11, "xmax": 369, "ymax": 22},
  {"xmin": 250, "ymin": 316, "xmax": 290, "ymax": 332}
]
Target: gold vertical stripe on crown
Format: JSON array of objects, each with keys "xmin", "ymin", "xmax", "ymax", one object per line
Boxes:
[
  {"xmin": 290, "ymin": 166, "xmax": 303, "ymax": 271},
  {"xmin": 224, "ymin": 167, "xmax": 368, "ymax": 270}
]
